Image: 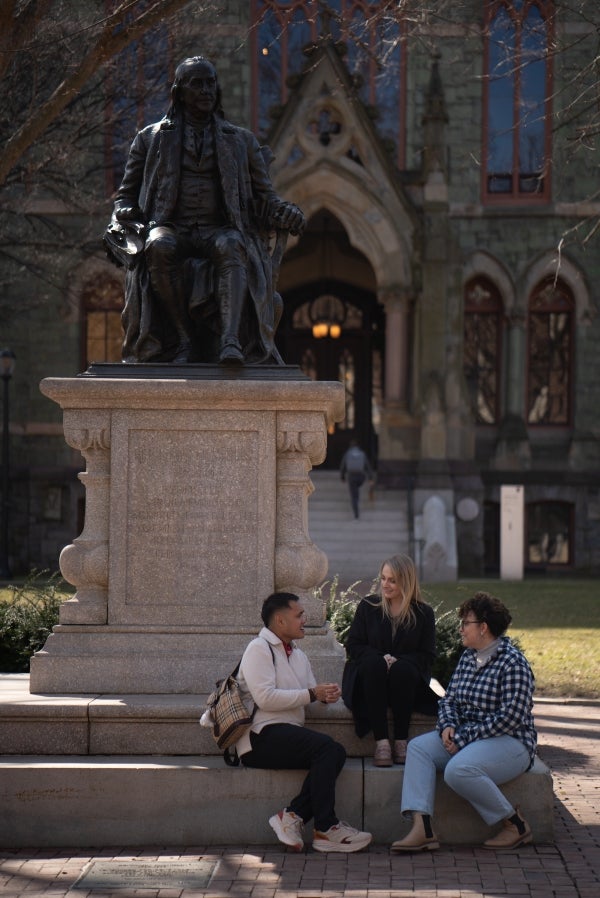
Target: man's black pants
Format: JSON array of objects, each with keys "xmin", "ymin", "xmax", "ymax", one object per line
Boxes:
[{"xmin": 241, "ymin": 723, "xmax": 346, "ymax": 831}]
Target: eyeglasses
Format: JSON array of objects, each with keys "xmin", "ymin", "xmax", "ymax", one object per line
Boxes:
[{"xmin": 459, "ymin": 619, "xmax": 481, "ymax": 629}]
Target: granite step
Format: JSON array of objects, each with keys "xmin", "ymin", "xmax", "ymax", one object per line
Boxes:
[
  {"xmin": 0, "ymin": 674, "xmax": 433, "ymax": 757},
  {"xmin": 0, "ymin": 754, "xmax": 553, "ymax": 848},
  {"xmin": 0, "ymin": 675, "xmax": 553, "ymax": 847}
]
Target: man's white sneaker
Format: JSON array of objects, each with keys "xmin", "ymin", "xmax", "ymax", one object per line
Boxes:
[
  {"xmin": 312, "ymin": 821, "xmax": 372, "ymax": 853},
  {"xmin": 269, "ymin": 809, "xmax": 304, "ymax": 851}
]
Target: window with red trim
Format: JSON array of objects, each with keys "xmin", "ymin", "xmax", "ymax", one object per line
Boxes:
[
  {"xmin": 463, "ymin": 277, "xmax": 504, "ymax": 425},
  {"xmin": 104, "ymin": 1, "xmax": 172, "ymax": 196},
  {"xmin": 527, "ymin": 278, "xmax": 573, "ymax": 425},
  {"xmin": 251, "ymin": 1, "xmax": 406, "ymax": 166},
  {"xmin": 483, "ymin": 1, "xmax": 554, "ymax": 202}
]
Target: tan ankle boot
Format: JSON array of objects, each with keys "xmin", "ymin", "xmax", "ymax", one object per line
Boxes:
[
  {"xmin": 392, "ymin": 739, "xmax": 407, "ymax": 764},
  {"xmin": 374, "ymin": 739, "xmax": 392, "ymax": 767},
  {"xmin": 391, "ymin": 813, "xmax": 439, "ymax": 852},
  {"xmin": 483, "ymin": 809, "xmax": 532, "ymax": 849}
]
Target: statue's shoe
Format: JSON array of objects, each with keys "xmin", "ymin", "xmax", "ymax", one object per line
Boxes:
[
  {"xmin": 219, "ymin": 343, "xmax": 244, "ymax": 364},
  {"xmin": 172, "ymin": 342, "xmax": 192, "ymax": 363}
]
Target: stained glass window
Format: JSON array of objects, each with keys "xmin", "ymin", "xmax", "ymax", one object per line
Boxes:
[
  {"xmin": 338, "ymin": 347, "xmax": 356, "ymax": 429},
  {"xmin": 463, "ymin": 277, "xmax": 503, "ymax": 424},
  {"xmin": 527, "ymin": 501, "xmax": 572, "ymax": 566},
  {"xmin": 82, "ymin": 277, "xmax": 124, "ymax": 365},
  {"xmin": 527, "ymin": 279, "xmax": 573, "ymax": 425}
]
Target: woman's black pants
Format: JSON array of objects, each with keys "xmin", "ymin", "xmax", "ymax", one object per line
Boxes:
[{"xmin": 358, "ymin": 654, "xmax": 421, "ymax": 740}]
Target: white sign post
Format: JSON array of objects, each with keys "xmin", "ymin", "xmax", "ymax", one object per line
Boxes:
[{"xmin": 500, "ymin": 485, "xmax": 524, "ymax": 580}]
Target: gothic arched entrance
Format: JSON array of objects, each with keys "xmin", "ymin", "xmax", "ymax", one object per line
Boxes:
[{"xmin": 278, "ymin": 281, "xmax": 384, "ymax": 469}]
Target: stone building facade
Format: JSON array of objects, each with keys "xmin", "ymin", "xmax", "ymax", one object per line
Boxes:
[{"xmin": 4, "ymin": 1, "xmax": 600, "ymax": 577}]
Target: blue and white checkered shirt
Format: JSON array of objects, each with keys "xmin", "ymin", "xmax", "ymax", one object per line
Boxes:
[{"xmin": 437, "ymin": 636, "xmax": 537, "ymax": 766}]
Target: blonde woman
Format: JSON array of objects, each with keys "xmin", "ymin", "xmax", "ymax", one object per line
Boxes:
[{"xmin": 343, "ymin": 555, "xmax": 437, "ymax": 766}]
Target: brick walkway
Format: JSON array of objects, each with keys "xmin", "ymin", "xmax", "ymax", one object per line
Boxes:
[{"xmin": 1, "ymin": 699, "xmax": 598, "ymax": 897}]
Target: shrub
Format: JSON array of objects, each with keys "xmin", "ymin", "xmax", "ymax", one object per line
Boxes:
[
  {"xmin": 431, "ymin": 607, "xmax": 463, "ymax": 687},
  {"xmin": 315, "ymin": 575, "xmax": 375, "ymax": 649},
  {"xmin": 0, "ymin": 570, "xmax": 64, "ymax": 672}
]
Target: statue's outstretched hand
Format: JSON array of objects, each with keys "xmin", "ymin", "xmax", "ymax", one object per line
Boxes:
[{"xmin": 272, "ymin": 202, "xmax": 305, "ymax": 236}]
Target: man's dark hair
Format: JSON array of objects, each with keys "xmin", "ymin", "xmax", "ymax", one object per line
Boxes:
[
  {"xmin": 458, "ymin": 592, "xmax": 512, "ymax": 638},
  {"xmin": 261, "ymin": 592, "xmax": 300, "ymax": 627}
]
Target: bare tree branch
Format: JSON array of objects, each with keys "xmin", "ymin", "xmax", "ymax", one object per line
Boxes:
[{"xmin": 0, "ymin": 0, "xmax": 194, "ymax": 189}]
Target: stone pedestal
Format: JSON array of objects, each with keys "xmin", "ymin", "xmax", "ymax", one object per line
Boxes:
[{"xmin": 32, "ymin": 371, "xmax": 345, "ymax": 693}]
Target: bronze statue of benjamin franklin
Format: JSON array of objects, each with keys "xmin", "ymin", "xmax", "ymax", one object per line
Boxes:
[{"xmin": 104, "ymin": 56, "xmax": 305, "ymax": 365}]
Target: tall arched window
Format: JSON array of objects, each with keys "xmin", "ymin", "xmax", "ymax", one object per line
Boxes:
[
  {"xmin": 252, "ymin": 1, "xmax": 406, "ymax": 166},
  {"xmin": 483, "ymin": 1, "xmax": 553, "ymax": 202},
  {"xmin": 463, "ymin": 276, "xmax": 503, "ymax": 424},
  {"xmin": 82, "ymin": 277, "xmax": 124, "ymax": 367},
  {"xmin": 527, "ymin": 278, "xmax": 573, "ymax": 425},
  {"xmin": 105, "ymin": 1, "xmax": 172, "ymax": 195}
]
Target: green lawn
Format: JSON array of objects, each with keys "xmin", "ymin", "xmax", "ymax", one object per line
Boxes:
[
  {"xmin": 422, "ymin": 579, "xmax": 600, "ymax": 699},
  {"xmin": 2, "ymin": 576, "xmax": 598, "ymax": 699}
]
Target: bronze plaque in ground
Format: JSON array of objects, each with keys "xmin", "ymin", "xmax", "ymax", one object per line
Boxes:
[{"xmin": 72, "ymin": 859, "xmax": 217, "ymax": 890}]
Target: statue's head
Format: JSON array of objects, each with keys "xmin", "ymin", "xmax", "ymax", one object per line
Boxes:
[{"xmin": 170, "ymin": 56, "xmax": 224, "ymax": 119}]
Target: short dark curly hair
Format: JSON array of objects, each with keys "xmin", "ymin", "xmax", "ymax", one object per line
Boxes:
[
  {"xmin": 458, "ymin": 592, "xmax": 512, "ymax": 637},
  {"xmin": 261, "ymin": 592, "xmax": 300, "ymax": 627}
]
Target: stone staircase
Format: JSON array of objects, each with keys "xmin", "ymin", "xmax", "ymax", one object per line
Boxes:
[{"xmin": 308, "ymin": 469, "xmax": 411, "ymax": 589}]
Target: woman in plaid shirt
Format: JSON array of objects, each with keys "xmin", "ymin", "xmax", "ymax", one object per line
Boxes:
[{"xmin": 391, "ymin": 592, "xmax": 537, "ymax": 852}]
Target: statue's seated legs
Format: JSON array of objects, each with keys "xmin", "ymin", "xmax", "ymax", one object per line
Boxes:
[
  {"xmin": 145, "ymin": 226, "xmax": 194, "ymax": 362},
  {"xmin": 210, "ymin": 230, "xmax": 247, "ymax": 364},
  {"xmin": 145, "ymin": 225, "xmax": 248, "ymax": 364}
]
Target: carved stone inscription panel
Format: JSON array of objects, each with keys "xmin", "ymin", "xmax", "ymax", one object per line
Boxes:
[{"xmin": 109, "ymin": 410, "xmax": 275, "ymax": 628}]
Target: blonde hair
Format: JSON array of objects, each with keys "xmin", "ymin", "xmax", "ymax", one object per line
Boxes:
[{"xmin": 378, "ymin": 554, "xmax": 422, "ymax": 628}]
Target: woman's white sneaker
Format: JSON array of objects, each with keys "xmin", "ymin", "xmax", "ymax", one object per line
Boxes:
[{"xmin": 312, "ymin": 821, "xmax": 372, "ymax": 853}]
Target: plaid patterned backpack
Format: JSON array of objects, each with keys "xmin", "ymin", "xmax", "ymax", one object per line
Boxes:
[
  {"xmin": 207, "ymin": 661, "xmax": 255, "ymax": 757},
  {"xmin": 204, "ymin": 642, "xmax": 275, "ymax": 765}
]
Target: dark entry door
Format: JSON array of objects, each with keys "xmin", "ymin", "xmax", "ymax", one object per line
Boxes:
[{"xmin": 277, "ymin": 284, "xmax": 382, "ymax": 469}]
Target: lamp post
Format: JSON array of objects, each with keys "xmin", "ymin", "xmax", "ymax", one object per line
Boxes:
[{"xmin": 0, "ymin": 349, "xmax": 16, "ymax": 579}]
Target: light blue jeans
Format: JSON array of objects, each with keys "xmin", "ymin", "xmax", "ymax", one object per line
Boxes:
[{"xmin": 401, "ymin": 730, "xmax": 531, "ymax": 825}]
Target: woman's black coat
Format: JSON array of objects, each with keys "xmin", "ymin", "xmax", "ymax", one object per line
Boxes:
[{"xmin": 343, "ymin": 596, "xmax": 439, "ymax": 736}]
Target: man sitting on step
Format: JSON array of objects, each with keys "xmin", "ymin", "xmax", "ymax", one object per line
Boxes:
[{"xmin": 237, "ymin": 592, "xmax": 372, "ymax": 853}]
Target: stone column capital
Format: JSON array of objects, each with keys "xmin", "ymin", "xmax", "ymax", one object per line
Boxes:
[
  {"xmin": 377, "ymin": 285, "xmax": 412, "ymax": 310},
  {"xmin": 63, "ymin": 410, "xmax": 111, "ymax": 453},
  {"xmin": 277, "ymin": 413, "xmax": 327, "ymax": 466},
  {"xmin": 507, "ymin": 308, "xmax": 527, "ymax": 328}
]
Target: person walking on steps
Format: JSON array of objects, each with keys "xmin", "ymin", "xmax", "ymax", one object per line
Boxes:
[
  {"xmin": 238, "ymin": 591, "xmax": 372, "ymax": 853},
  {"xmin": 391, "ymin": 591, "xmax": 536, "ymax": 853},
  {"xmin": 340, "ymin": 440, "xmax": 374, "ymax": 519}
]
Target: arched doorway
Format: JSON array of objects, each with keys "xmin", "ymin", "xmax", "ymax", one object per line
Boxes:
[
  {"xmin": 279, "ymin": 284, "xmax": 383, "ymax": 468},
  {"xmin": 277, "ymin": 212, "xmax": 383, "ymax": 468}
]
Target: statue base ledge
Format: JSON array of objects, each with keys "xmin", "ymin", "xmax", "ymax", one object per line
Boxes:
[{"xmin": 80, "ymin": 362, "xmax": 309, "ymax": 381}]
